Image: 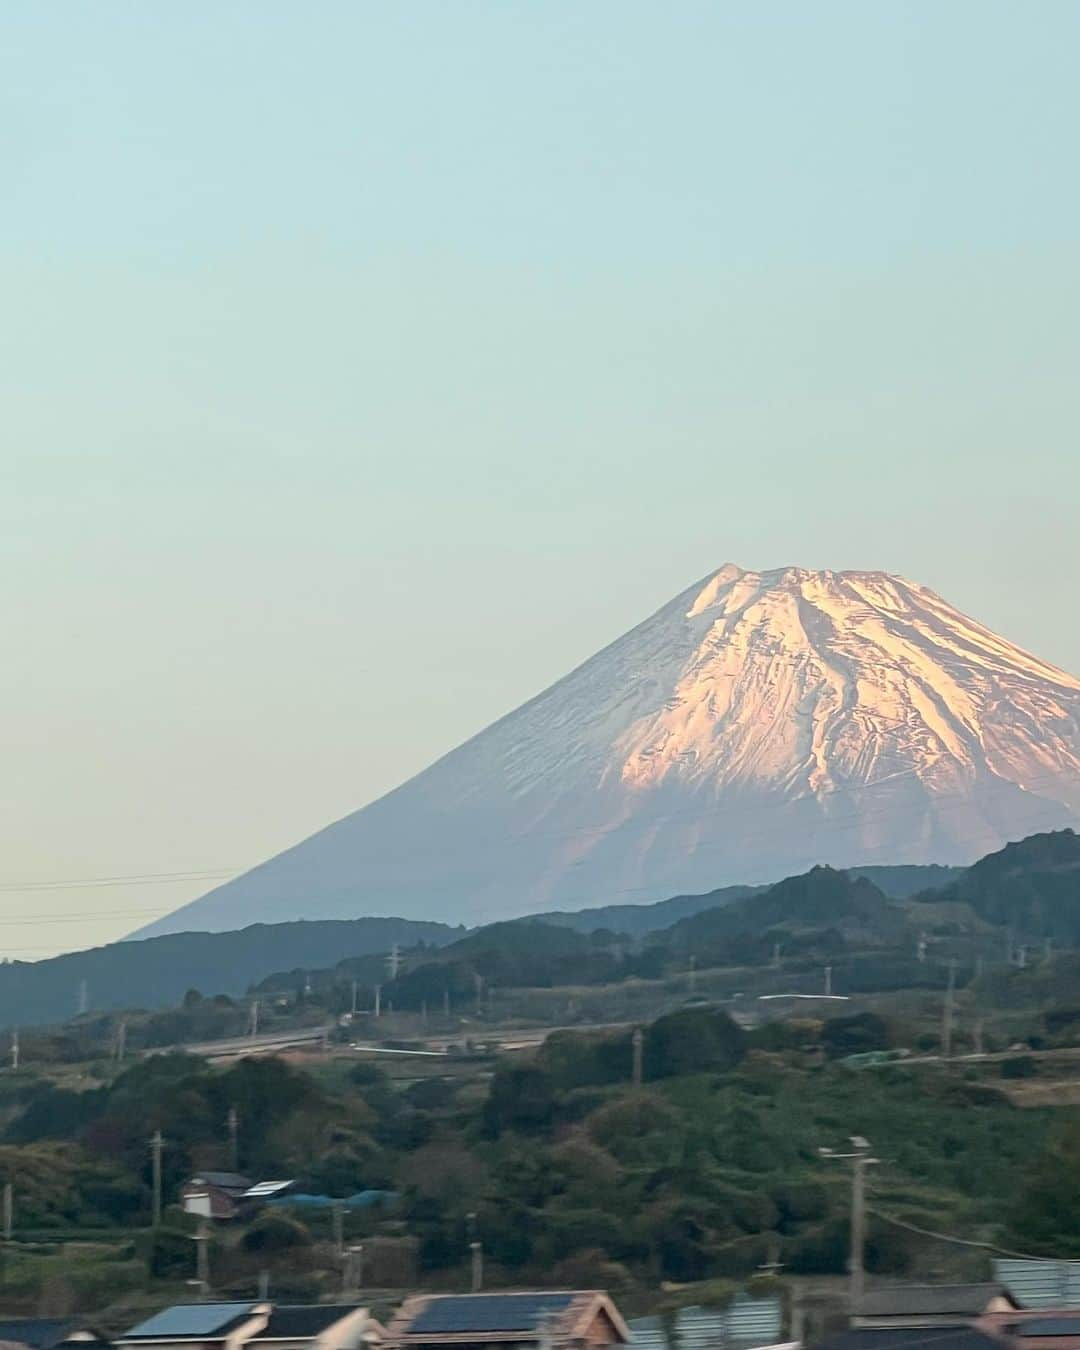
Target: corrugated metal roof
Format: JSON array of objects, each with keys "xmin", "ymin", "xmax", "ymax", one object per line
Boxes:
[
  {"xmin": 994, "ymin": 1262, "xmax": 1080, "ymax": 1310},
  {"xmin": 628, "ymin": 1296, "xmax": 783, "ymax": 1350},
  {"xmin": 242, "ymin": 1180, "xmax": 295, "ymax": 1199}
]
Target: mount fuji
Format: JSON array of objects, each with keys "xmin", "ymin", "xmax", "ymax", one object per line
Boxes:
[{"xmin": 137, "ymin": 565, "xmax": 1080, "ymax": 936}]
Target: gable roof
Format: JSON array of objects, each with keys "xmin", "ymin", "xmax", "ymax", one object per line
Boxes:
[{"xmin": 388, "ymin": 1293, "xmax": 629, "ymax": 1346}]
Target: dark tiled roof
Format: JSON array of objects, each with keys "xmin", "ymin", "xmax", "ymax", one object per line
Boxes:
[
  {"xmin": 0, "ymin": 1322, "xmax": 97, "ymax": 1350},
  {"xmin": 409, "ymin": 1295, "xmax": 577, "ymax": 1335},
  {"xmin": 255, "ymin": 1308, "xmax": 361, "ymax": 1340},
  {"xmin": 857, "ymin": 1286, "xmax": 1006, "ymax": 1318},
  {"xmin": 814, "ymin": 1330, "xmax": 1003, "ymax": 1350}
]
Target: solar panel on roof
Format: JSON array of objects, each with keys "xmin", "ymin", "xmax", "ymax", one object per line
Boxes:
[
  {"xmin": 124, "ymin": 1304, "xmax": 257, "ymax": 1340},
  {"xmin": 410, "ymin": 1295, "xmax": 577, "ymax": 1335}
]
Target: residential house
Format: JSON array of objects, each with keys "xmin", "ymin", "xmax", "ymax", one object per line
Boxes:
[
  {"xmin": 180, "ymin": 1175, "xmax": 295, "ymax": 1220},
  {"xmin": 385, "ymin": 1292, "xmax": 630, "ymax": 1350}
]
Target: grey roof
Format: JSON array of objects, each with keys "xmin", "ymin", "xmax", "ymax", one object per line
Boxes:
[
  {"xmin": 811, "ymin": 1331, "xmax": 1002, "ymax": 1350},
  {"xmin": 188, "ymin": 1173, "xmax": 253, "ymax": 1192},
  {"xmin": 410, "ymin": 1296, "xmax": 577, "ymax": 1336},
  {"xmin": 121, "ymin": 1305, "xmax": 258, "ymax": 1342},
  {"xmin": 855, "ymin": 1286, "xmax": 1004, "ymax": 1318},
  {"xmin": 629, "ymin": 1296, "xmax": 783, "ymax": 1350},
  {"xmin": 995, "ymin": 1261, "xmax": 1080, "ymax": 1310},
  {"xmin": 1010, "ymin": 1317, "xmax": 1080, "ymax": 1336},
  {"xmin": 255, "ymin": 1308, "xmax": 361, "ymax": 1340},
  {"xmin": 0, "ymin": 1322, "xmax": 101, "ymax": 1350}
]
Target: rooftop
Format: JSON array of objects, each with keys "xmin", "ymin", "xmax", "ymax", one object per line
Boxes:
[
  {"xmin": 121, "ymin": 1305, "xmax": 262, "ymax": 1342},
  {"xmin": 855, "ymin": 1286, "xmax": 1008, "ymax": 1318}
]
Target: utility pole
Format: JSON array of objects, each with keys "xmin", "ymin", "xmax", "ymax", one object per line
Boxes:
[
  {"xmin": 351, "ymin": 980, "xmax": 359, "ymax": 1017},
  {"xmin": 115, "ymin": 1019, "xmax": 127, "ymax": 1064},
  {"xmin": 443, "ymin": 987, "xmax": 450, "ymax": 1018},
  {"xmin": 820, "ymin": 1136, "xmax": 878, "ymax": 1310},
  {"xmin": 227, "ymin": 1107, "xmax": 239, "ymax": 1171},
  {"xmin": 942, "ymin": 959, "xmax": 957, "ymax": 1059},
  {"xmin": 10, "ymin": 1030, "xmax": 18, "ymax": 1072},
  {"xmin": 150, "ymin": 1130, "xmax": 163, "ymax": 1227},
  {"xmin": 249, "ymin": 999, "xmax": 260, "ymax": 1037},
  {"xmin": 77, "ymin": 979, "xmax": 88, "ymax": 1016},
  {"xmin": 470, "ymin": 1240, "xmax": 484, "ymax": 1292},
  {"xmin": 342, "ymin": 1244, "xmax": 364, "ymax": 1297},
  {"xmin": 631, "ymin": 1027, "xmax": 644, "ymax": 1089},
  {"xmin": 332, "ymin": 1202, "xmax": 345, "ymax": 1257},
  {"xmin": 194, "ymin": 1219, "xmax": 210, "ymax": 1296},
  {"xmin": 824, "ymin": 966, "xmax": 833, "ymax": 997},
  {"xmin": 386, "ymin": 944, "xmax": 402, "ymax": 980},
  {"xmin": 374, "ymin": 985, "xmax": 382, "ymax": 1019},
  {"xmin": 2, "ymin": 1182, "xmax": 12, "ymax": 1241}
]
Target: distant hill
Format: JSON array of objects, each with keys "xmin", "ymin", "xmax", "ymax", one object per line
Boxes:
[
  {"xmin": 661, "ymin": 866, "xmax": 903, "ymax": 957},
  {"xmin": 0, "ymin": 917, "xmax": 459, "ymax": 1030},
  {"xmin": 531, "ymin": 884, "xmax": 762, "ymax": 935},
  {"xmin": 530, "ymin": 865, "xmax": 958, "ymax": 937},
  {"xmin": 918, "ymin": 829, "xmax": 1080, "ymax": 940}
]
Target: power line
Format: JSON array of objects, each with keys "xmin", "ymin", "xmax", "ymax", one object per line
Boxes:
[
  {"xmin": 0, "ymin": 868, "xmax": 237, "ymax": 894},
  {"xmin": 866, "ymin": 1205, "xmax": 1061, "ymax": 1262}
]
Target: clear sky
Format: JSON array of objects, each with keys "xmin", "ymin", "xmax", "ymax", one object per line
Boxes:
[{"xmin": 3, "ymin": 2, "xmax": 1079, "ymax": 959}]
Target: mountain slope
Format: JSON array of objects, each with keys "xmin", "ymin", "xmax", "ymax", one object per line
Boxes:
[
  {"xmin": 917, "ymin": 827, "xmax": 1080, "ymax": 941},
  {"xmin": 137, "ymin": 564, "xmax": 1080, "ymax": 935}
]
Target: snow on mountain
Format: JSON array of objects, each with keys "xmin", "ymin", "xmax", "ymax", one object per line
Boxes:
[{"xmin": 135, "ymin": 565, "xmax": 1080, "ymax": 936}]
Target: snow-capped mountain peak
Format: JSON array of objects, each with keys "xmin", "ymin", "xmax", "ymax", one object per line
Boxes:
[{"xmin": 136, "ymin": 565, "xmax": 1080, "ymax": 936}]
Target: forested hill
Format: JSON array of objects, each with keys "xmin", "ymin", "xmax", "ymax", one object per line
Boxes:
[
  {"xmin": 0, "ymin": 917, "xmax": 460, "ymax": 1030},
  {"xmin": 531, "ymin": 864, "xmax": 960, "ymax": 937}
]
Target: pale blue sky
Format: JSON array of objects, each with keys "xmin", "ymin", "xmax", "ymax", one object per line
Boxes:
[{"xmin": 3, "ymin": 2, "xmax": 1078, "ymax": 956}]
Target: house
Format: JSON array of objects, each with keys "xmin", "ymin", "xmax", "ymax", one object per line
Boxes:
[
  {"xmin": 628, "ymin": 1295, "xmax": 787, "ymax": 1350},
  {"xmin": 119, "ymin": 1306, "xmax": 382, "ymax": 1350},
  {"xmin": 852, "ymin": 1285, "xmax": 1016, "ymax": 1329},
  {"xmin": 0, "ymin": 1322, "xmax": 109, "ymax": 1350},
  {"xmin": 179, "ymin": 1175, "xmax": 296, "ymax": 1220},
  {"xmin": 385, "ymin": 1292, "xmax": 630, "ymax": 1350},
  {"xmin": 179, "ymin": 1174, "xmax": 254, "ymax": 1220}
]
